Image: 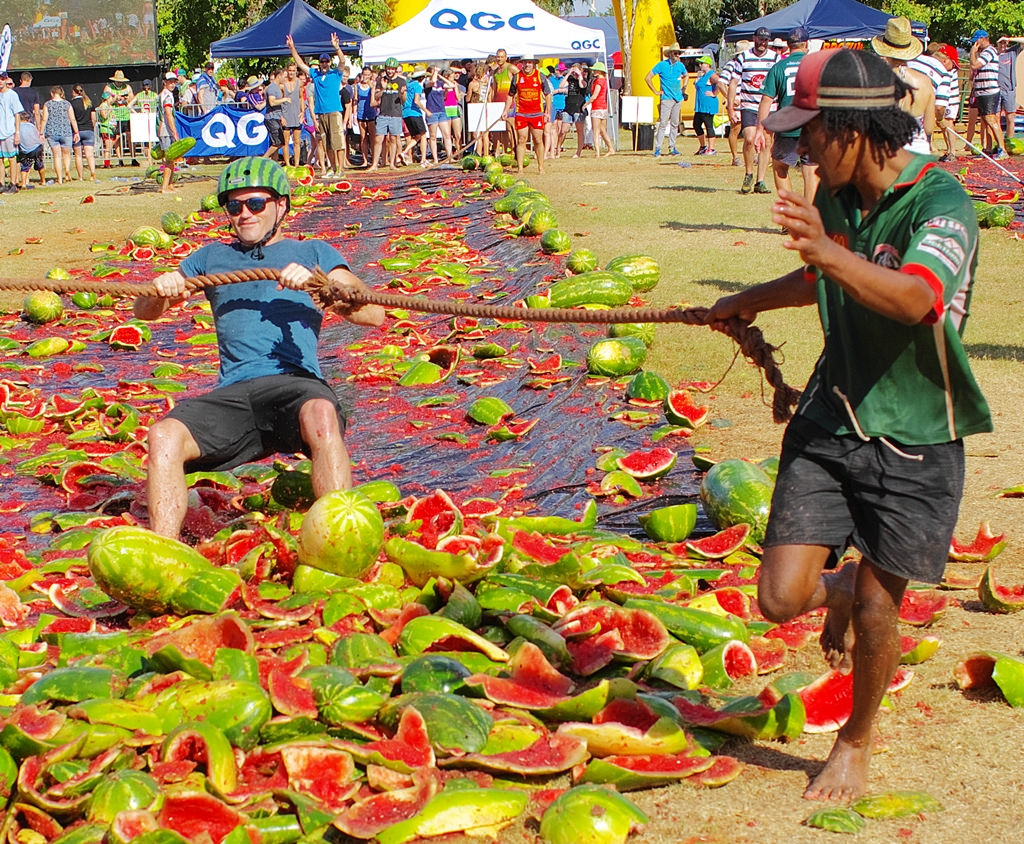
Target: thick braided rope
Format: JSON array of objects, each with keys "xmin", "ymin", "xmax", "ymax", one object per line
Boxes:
[{"xmin": 3, "ymin": 269, "xmax": 801, "ymax": 422}]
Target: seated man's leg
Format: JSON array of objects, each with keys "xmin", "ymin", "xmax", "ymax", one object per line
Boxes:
[
  {"xmin": 299, "ymin": 397, "xmax": 351, "ymax": 495},
  {"xmin": 146, "ymin": 417, "xmax": 201, "ymax": 538}
]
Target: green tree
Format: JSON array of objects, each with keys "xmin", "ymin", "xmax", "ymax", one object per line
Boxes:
[
  {"xmin": 880, "ymin": 0, "xmax": 1024, "ymax": 45},
  {"xmin": 535, "ymin": 0, "xmax": 577, "ymax": 14},
  {"xmin": 670, "ymin": 0, "xmax": 789, "ymax": 48}
]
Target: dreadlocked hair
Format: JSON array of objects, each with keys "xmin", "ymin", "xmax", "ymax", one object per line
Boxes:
[{"xmin": 819, "ymin": 73, "xmax": 919, "ymax": 167}]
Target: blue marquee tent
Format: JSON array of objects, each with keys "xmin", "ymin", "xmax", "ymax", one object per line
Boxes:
[
  {"xmin": 724, "ymin": 0, "xmax": 921, "ymax": 43},
  {"xmin": 211, "ymin": 0, "xmax": 366, "ymax": 58}
]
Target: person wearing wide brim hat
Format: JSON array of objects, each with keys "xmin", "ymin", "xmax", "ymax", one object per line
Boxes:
[
  {"xmin": 102, "ymin": 70, "xmax": 135, "ymax": 166},
  {"xmin": 647, "ymin": 43, "xmax": 688, "ymax": 156},
  {"xmin": 870, "ymin": 16, "xmax": 923, "ymax": 62},
  {"xmin": 705, "ymin": 47, "xmax": 992, "ymax": 807},
  {"xmin": 244, "ymin": 76, "xmax": 263, "ymax": 91},
  {"xmin": 109, "ymin": 70, "xmax": 129, "ymax": 83},
  {"xmin": 872, "ymin": 17, "xmax": 934, "ymax": 155}
]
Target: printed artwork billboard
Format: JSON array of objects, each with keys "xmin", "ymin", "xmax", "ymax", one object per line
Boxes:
[{"xmin": 4, "ymin": 0, "xmax": 157, "ymax": 71}]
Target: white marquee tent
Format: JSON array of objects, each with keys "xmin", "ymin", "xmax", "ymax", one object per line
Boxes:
[{"xmin": 360, "ymin": 0, "xmax": 608, "ymax": 63}]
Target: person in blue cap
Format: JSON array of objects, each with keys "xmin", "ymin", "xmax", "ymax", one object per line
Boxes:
[
  {"xmin": 969, "ymin": 29, "xmax": 1007, "ymax": 158},
  {"xmin": 287, "ymin": 31, "xmax": 348, "ymax": 177}
]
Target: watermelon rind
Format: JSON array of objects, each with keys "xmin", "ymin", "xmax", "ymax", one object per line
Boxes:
[
  {"xmin": 850, "ymin": 790, "xmax": 944, "ymax": 819},
  {"xmin": 664, "ymin": 390, "xmax": 709, "ymax": 429},
  {"xmin": 685, "ymin": 523, "xmax": 751, "ymax": 559},
  {"xmin": 804, "ymin": 807, "xmax": 866, "ymax": 833},
  {"xmin": 539, "ymin": 784, "xmax": 648, "ymax": 844},
  {"xmin": 23, "ymin": 291, "xmax": 64, "ymax": 325},
  {"xmin": 297, "ymin": 490, "xmax": 385, "ymax": 578},
  {"xmin": 608, "ymin": 323, "xmax": 655, "ymax": 346},
  {"xmin": 638, "ymin": 504, "xmax": 697, "ymax": 543},
  {"xmin": 978, "ymin": 565, "xmax": 1024, "ymax": 614},
  {"xmin": 540, "ymin": 229, "xmax": 572, "ymax": 255}
]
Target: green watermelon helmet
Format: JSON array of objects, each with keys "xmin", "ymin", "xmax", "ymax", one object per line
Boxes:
[
  {"xmin": 385, "ymin": 57, "xmax": 399, "ymax": 68},
  {"xmin": 217, "ymin": 157, "xmax": 291, "ymax": 207}
]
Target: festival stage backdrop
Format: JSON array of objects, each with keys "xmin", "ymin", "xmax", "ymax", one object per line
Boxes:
[{"xmin": 4, "ymin": 0, "xmax": 157, "ymax": 71}]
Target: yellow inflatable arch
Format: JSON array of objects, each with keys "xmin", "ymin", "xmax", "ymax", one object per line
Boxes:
[{"xmin": 387, "ymin": 0, "xmax": 674, "ymax": 96}]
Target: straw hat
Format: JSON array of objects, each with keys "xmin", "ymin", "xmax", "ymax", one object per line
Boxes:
[
  {"xmin": 109, "ymin": 70, "xmax": 128, "ymax": 83},
  {"xmin": 871, "ymin": 17, "xmax": 923, "ymax": 61},
  {"xmin": 244, "ymin": 76, "xmax": 262, "ymax": 90},
  {"xmin": 661, "ymin": 42, "xmax": 682, "ymax": 56}
]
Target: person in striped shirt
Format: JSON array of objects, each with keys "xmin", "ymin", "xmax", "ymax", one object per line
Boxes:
[
  {"xmin": 969, "ymin": 30, "xmax": 1007, "ymax": 159},
  {"xmin": 756, "ymin": 28, "xmax": 817, "ymax": 199},
  {"xmin": 922, "ymin": 42, "xmax": 961, "ymax": 161},
  {"xmin": 716, "ymin": 59, "xmax": 743, "ymax": 166},
  {"xmin": 728, "ymin": 27, "xmax": 778, "ymax": 194}
]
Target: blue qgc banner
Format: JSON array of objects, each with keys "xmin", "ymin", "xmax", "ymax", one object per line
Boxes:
[{"xmin": 174, "ymin": 106, "xmax": 269, "ymax": 157}]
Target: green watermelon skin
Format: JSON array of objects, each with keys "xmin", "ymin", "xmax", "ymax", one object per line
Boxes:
[
  {"xmin": 549, "ymin": 271, "xmax": 633, "ymax": 308},
  {"xmin": 586, "ymin": 337, "xmax": 648, "ymax": 377},
  {"xmin": 540, "ymin": 229, "xmax": 572, "ymax": 254},
  {"xmin": 699, "ymin": 459, "xmax": 774, "ymax": 544},
  {"xmin": 525, "ymin": 208, "xmax": 559, "ymax": 236},
  {"xmin": 566, "ymin": 249, "xmax": 599, "ymax": 274},
  {"xmin": 605, "ymin": 255, "xmax": 660, "ymax": 293},
  {"xmin": 608, "ymin": 323, "xmax": 656, "ymax": 346},
  {"xmin": 984, "ymin": 205, "xmax": 1015, "ymax": 228}
]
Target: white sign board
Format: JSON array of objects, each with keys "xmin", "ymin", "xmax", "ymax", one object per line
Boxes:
[
  {"xmin": 619, "ymin": 96, "xmax": 655, "ymax": 124},
  {"xmin": 467, "ymin": 103, "xmax": 505, "ymax": 133},
  {"xmin": 129, "ymin": 112, "xmax": 159, "ymax": 143}
]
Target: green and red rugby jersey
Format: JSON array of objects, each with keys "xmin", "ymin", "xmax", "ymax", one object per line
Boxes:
[{"xmin": 799, "ymin": 155, "xmax": 992, "ymax": 445}]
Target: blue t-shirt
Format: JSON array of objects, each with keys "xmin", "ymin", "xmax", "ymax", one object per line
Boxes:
[
  {"xmin": 694, "ymin": 70, "xmax": 719, "ymax": 114},
  {"xmin": 179, "ymin": 239, "xmax": 348, "ymax": 387},
  {"xmin": 403, "ymin": 80, "xmax": 424, "ymax": 118},
  {"xmin": 310, "ymin": 66, "xmax": 344, "ymax": 114},
  {"xmin": 549, "ymin": 74, "xmax": 566, "ymax": 113},
  {"xmin": 650, "ymin": 59, "xmax": 686, "ymax": 101}
]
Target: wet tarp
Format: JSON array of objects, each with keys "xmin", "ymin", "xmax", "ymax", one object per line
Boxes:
[{"xmin": 1, "ymin": 169, "xmax": 704, "ymax": 546}]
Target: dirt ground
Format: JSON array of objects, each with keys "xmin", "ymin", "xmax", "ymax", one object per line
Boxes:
[{"xmin": 1, "ymin": 154, "xmax": 1022, "ymax": 843}]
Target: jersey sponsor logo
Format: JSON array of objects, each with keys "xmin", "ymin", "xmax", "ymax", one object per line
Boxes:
[
  {"xmin": 430, "ymin": 9, "xmax": 535, "ymax": 31},
  {"xmin": 872, "ymin": 243, "xmax": 902, "ymax": 270},
  {"xmin": 916, "ymin": 234, "xmax": 965, "ymax": 274},
  {"xmin": 922, "ymin": 216, "xmax": 967, "ymax": 237}
]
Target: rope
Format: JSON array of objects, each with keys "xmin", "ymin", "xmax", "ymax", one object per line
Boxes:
[{"xmin": 3, "ymin": 268, "xmax": 801, "ymax": 422}]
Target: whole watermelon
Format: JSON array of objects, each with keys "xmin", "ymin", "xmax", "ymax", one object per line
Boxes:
[
  {"xmin": 461, "ymin": 155, "xmax": 478, "ymax": 171},
  {"xmin": 161, "ymin": 211, "xmax": 187, "ymax": 235},
  {"xmin": 586, "ymin": 337, "xmax": 647, "ymax": 377},
  {"xmin": 699, "ymin": 458, "xmax": 775, "ymax": 544},
  {"xmin": 298, "ymin": 490, "xmax": 385, "ymax": 578},
  {"xmin": 540, "ymin": 229, "xmax": 572, "ymax": 254},
  {"xmin": 605, "ymin": 254, "xmax": 660, "ymax": 293},
  {"xmin": 525, "ymin": 207, "xmax": 558, "ymax": 236},
  {"xmin": 129, "ymin": 226, "xmax": 164, "ymax": 248},
  {"xmin": 566, "ymin": 249, "xmax": 599, "ymax": 274},
  {"xmin": 23, "ymin": 291, "xmax": 64, "ymax": 325}
]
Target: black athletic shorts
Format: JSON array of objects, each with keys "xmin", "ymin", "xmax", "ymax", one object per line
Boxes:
[
  {"xmin": 740, "ymin": 109, "xmax": 759, "ymax": 130},
  {"xmin": 264, "ymin": 118, "xmax": 284, "ymax": 147},
  {"xmin": 975, "ymin": 93, "xmax": 999, "ymax": 116},
  {"xmin": 404, "ymin": 116, "xmax": 426, "ymax": 137},
  {"xmin": 764, "ymin": 415, "xmax": 964, "ymax": 584},
  {"xmin": 771, "ymin": 134, "xmax": 799, "ymax": 166},
  {"xmin": 166, "ymin": 373, "xmax": 347, "ymax": 473}
]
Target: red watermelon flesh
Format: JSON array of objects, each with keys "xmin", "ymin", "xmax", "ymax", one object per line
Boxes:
[
  {"xmin": 685, "ymin": 523, "xmax": 750, "ymax": 559},
  {"xmin": 664, "ymin": 389, "xmax": 710, "ymax": 428},
  {"xmin": 616, "ymin": 446, "xmax": 677, "ymax": 480},
  {"xmin": 444, "ymin": 732, "xmax": 589, "ymax": 775},
  {"xmin": 109, "ymin": 324, "xmax": 145, "ymax": 350},
  {"xmin": 593, "ymin": 698, "xmax": 660, "ymax": 731},
  {"xmin": 690, "ymin": 755, "xmax": 744, "ymax": 787},
  {"xmin": 555, "ymin": 604, "xmax": 670, "ymax": 661},
  {"xmin": 512, "ymin": 530, "xmax": 570, "ymax": 564},
  {"xmin": 468, "ymin": 642, "xmax": 574, "ymax": 708},
  {"xmin": 898, "ymin": 591, "xmax": 949, "ymax": 626},
  {"xmin": 567, "ymin": 630, "xmax": 620, "ymax": 675},
  {"xmin": 280, "ymin": 745, "xmax": 358, "ymax": 808},
  {"xmin": 799, "ymin": 666, "xmax": 915, "ymax": 733},
  {"xmin": 763, "ymin": 619, "xmax": 823, "ymax": 649},
  {"xmin": 335, "ymin": 769, "xmax": 436, "ymax": 838},
  {"xmin": 949, "ymin": 521, "xmax": 1006, "ymax": 562},
  {"xmin": 405, "ymin": 489, "xmax": 463, "ymax": 548},
  {"xmin": 158, "ymin": 792, "xmax": 243, "ymax": 844},
  {"xmin": 748, "ymin": 635, "xmax": 788, "ymax": 674}
]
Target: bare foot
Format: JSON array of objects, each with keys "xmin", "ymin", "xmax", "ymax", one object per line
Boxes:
[
  {"xmin": 804, "ymin": 734, "xmax": 872, "ymax": 802},
  {"xmin": 821, "ymin": 562, "xmax": 857, "ymax": 672}
]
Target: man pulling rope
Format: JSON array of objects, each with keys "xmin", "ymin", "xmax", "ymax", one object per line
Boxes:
[{"xmin": 132, "ymin": 157, "xmax": 384, "ymax": 539}]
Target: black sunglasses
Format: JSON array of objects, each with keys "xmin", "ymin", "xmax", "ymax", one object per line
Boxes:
[{"xmin": 225, "ymin": 197, "xmax": 271, "ymax": 216}]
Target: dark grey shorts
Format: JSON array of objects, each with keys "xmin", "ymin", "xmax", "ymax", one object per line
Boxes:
[
  {"xmin": 167, "ymin": 374, "xmax": 346, "ymax": 473},
  {"xmin": 975, "ymin": 93, "xmax": 1000, "ymax": 116},
  {"xmin": 771, "ymin": 134, "xmax": 799, "ymax": 166},
  {"xmin": 764, "ymin": 415, "xmax": 964, "ymax": 584}
]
